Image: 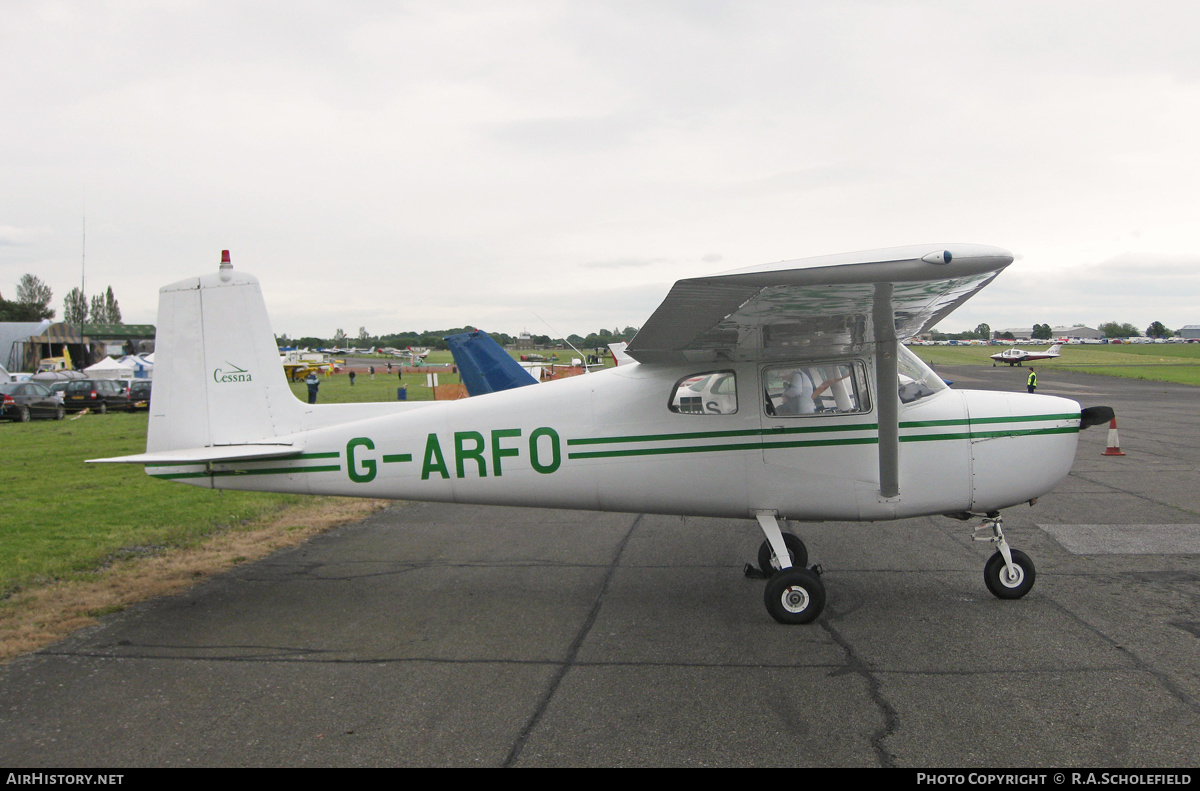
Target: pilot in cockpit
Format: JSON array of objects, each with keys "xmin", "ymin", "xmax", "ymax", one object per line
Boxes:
[{"xmin": 780, "ymin": 369, "xmax": 817, "ymax": 415}]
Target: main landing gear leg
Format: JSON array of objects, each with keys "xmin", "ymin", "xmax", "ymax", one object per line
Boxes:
[
  {"xmin": 753, "ymin": 511, "xmax": 825, "ymax": 624},
  {"xmin": 974, "ymin": 513, "xmax": 1036, "ymax": 599}
]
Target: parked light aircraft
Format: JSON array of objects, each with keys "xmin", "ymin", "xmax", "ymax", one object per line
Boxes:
[
  {"xmin": 990, "ymin": 344, "xmax": 1062, "ymax": 366},
  {"xmin": 380, "ymin": 347, "xmax": 430, "ymax": 364},
  {"xmin": 91, "ymin": 245, "xmax": 1113, "ymax": 624},
  {"xmin": 321, "ymin": 346, "xmax": 376, "ymax": 356}
]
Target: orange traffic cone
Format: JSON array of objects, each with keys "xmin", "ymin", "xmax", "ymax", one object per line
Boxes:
[{"xmin": 1102, "ymin": 417, "xmax": 1125, "ymax": 456}]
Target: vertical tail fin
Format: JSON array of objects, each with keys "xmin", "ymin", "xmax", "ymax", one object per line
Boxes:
[
  {"xmin": 147, "ymin": 264, "xmax": 302, "ymax": 453},
  {"xmin": 444, "ymin": 330, "xmax": 538, "ymax": 396}
]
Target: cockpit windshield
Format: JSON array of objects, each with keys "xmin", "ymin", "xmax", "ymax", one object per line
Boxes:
[{"xmin": 897, "ymin": 344, "xmax": 949, "ymax": 404}]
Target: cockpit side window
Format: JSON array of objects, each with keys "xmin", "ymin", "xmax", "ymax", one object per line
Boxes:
[
  {"xmin": 669, "ymin": 371, "xmax": 738, "ymax": 415},
  {"xmin": 762, "ymin": 361, "xmax": 869, "ymax": 417}
]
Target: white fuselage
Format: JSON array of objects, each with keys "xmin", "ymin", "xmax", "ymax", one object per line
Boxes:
[{"xmin": 151, "ymin": 359, "xmax": 1081, "ymax": 522}]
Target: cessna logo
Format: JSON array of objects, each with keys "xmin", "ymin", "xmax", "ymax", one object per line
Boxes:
[{"xmin": 213, "ymin": 363, "xmax": 252, "ymax": 383}]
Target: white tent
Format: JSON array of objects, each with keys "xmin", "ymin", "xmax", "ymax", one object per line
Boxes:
[
  {"xmin": 118, "ymin": 354, "xmax": 154, "ymax": 379},
  {"xmin": 84, "ymin": 356, "xmax": 137, "ymax": 380}
]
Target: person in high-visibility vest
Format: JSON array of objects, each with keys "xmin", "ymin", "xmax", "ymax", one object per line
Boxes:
[{"xmin": 1027, "ymin": 368, "xmax": 1037, "ymax": 393}]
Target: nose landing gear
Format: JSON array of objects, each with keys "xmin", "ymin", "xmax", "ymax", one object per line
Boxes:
[{"xmin": 974, "ymin": 513, "xmax": 1036, "ymax": 599}]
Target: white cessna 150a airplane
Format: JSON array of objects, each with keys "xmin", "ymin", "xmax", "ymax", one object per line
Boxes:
[{"xmin": 92, "ymin": 244, "xmax": 1113, "ymax": 624}]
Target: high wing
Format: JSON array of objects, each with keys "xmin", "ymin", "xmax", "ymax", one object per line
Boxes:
[{"xmin": 625, "ymin": 244, "xmax": 1013, "ymax": 364}]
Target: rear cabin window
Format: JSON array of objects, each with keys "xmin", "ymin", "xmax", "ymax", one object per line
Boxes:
[
  {"xmin": 763, "ymin": 361, "xmax": 869, "ymax": 417},
  {"xmin": 669, "ymin": 371, "xmax": 738, "ymax": 415}
]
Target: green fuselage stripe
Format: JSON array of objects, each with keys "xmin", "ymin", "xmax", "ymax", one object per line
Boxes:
[
  {"xmin": 900, "ymin": 413, "xmax": 1079, "ymax": 428},
  {"xmin": 566, "ymin": 422, "xmax": 1079, "ymax": 460},
  {"xmin": 150, "ymin": 464, "xmax": 342, "ymax": 480},
  {"xmin": 567, "ymin": 422, "xmax": 877, "ymax": 447}
]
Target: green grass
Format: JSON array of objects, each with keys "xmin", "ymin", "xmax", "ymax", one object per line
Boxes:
[
  {"xmin": 0, "ymin": 413, "xmax": 304, "ymax": 598},
  {"xmin": 289, "ymin": 367, "xmax": 456, "ymax": 403},
  {"xmin": 914, "ymin": 343, "xmax": 1200, "ymax": 385}
]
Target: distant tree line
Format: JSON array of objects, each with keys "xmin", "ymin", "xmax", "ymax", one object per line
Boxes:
[
  {"xmin": 277, "ymin": 325, "xmax": 641, "ymax": 352},
  {"xmin": 929, "ymin": 320, "xmax": 1178, "ymax": 342},
  {"xmin": 0, "ymin": 275, "xmax": 124, "ymax": 325},
  {"xmin": 566, "ymin": 326, "xmax": 639, "ymax": 351},
  {"xmin": 1098, "ymin": 321, "xmax": 1173, "ymax": 339},
  {"xmin": 63, "ymin": 285, "xmax": 122, "ymax": 325}
]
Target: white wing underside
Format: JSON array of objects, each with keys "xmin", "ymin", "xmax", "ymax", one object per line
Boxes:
[{"xmin": 625, "ymin": 244, "xmax": 1013, "ymax": 364}]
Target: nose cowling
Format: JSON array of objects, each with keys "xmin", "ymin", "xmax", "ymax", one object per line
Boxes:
[{"xmin": 961, "ymin": 390, "xmax": 1082, "ymax": 512}]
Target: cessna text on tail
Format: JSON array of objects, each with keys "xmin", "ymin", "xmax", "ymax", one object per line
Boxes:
[{"xmin": 91, "ymin": 245, "xmax": 1112, "ymax": 624}]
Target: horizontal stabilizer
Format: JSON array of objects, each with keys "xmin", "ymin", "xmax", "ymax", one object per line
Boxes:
[{"xmin": 88, "ymin": 443, "xmax": 302, "ymax": 465}]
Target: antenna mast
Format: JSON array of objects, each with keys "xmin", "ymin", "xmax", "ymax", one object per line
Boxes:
[{"xmin": 79, "ymin": 197, "xmax": 86, "ymax": 365}]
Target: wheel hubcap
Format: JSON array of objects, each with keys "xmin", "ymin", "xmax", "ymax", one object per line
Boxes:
[
  {"xmin": 781, "ymin": 585, "xmax": 810, "ymax": 613},
  {"xmin": 1000, "ymin": 564, "xmax": 1024, "ymax": 588}
]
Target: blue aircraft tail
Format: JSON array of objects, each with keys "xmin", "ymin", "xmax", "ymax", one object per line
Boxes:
[{"xmin": 444, "ymin": 330, "xmax": 538, "ymax": 396}]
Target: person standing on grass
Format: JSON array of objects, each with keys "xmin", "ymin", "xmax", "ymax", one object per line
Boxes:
[
  {"xmin": 1027, "ymin": 368, "xmax": 1037, "ymax": 393},
  {"xmin": 349, "ymin": 371, "xmax": 356, "ymax": 386},
  {"xmin": 305, "ymin": 372, "xmax": 320, "ymax": 403}
]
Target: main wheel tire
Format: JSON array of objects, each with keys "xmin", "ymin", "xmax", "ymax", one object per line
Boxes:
[
  {"xmin": 757, "ymin": 533, "xmax": 808, "ymax": 575},
  {"xmin": 984, "ymin": 549, "xmax": 1036, "ymax": 599},
  {"xmin": 764, "ymin": 567, "xmax": 826, "ymax": 624}
]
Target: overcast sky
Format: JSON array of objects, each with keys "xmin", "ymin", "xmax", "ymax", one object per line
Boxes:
[{"xmin": 3, "ymin": 1, "xmax": 1198, "ymax": 340}]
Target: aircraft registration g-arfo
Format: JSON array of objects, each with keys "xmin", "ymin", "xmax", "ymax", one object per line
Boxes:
[
  {"xmin": 91, "ymin": 244, "xmax": 1114, "ymax": 624},
  {"xmin": 990, "ymin": 344, "xmax": 1062, "ymax": 366}
]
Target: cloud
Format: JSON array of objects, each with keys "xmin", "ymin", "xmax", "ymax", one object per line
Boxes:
[
  {"xmin": 0, "ymin": 226, "xmax": 50, "ymax": 246},
  {"xmin": 581, "ymin": 257, "xmax": 660, "ymax": 269}
]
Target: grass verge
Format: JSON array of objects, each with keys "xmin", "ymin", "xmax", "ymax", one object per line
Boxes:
[{"xmin": 0, "ymin": 410, "xmax": 390, "ymax": 662}]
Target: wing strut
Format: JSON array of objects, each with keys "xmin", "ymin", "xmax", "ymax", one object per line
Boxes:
[{"xmin": 873, "ymin": 283, "xmax": 900, "ymax": 498}]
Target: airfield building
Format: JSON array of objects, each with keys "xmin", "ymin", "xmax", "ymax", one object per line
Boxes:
[{"xmin": 1178, "ymin": 325, "xmax": 1200, "ymax": 340}]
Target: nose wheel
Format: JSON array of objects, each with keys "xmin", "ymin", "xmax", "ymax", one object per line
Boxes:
[
  {"xmin": 974, "ymin": 514, "xmax": 1036, "ymax": 599},
  {"xmin": 984, "ymin": 548, "xmax": 1035, "ymax": 598}
]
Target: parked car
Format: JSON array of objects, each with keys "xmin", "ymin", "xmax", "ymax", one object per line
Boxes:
[
  {"xmin": 62, "ymin": 379, "xmax": 133, "ymax": 413},
  {"xmin": 0, "ymin": 382, "xmax": 65, "ymax": 421},
  {"xmin": 129, "ymin": 380, "xmax": 153, "ymax": 410}
]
